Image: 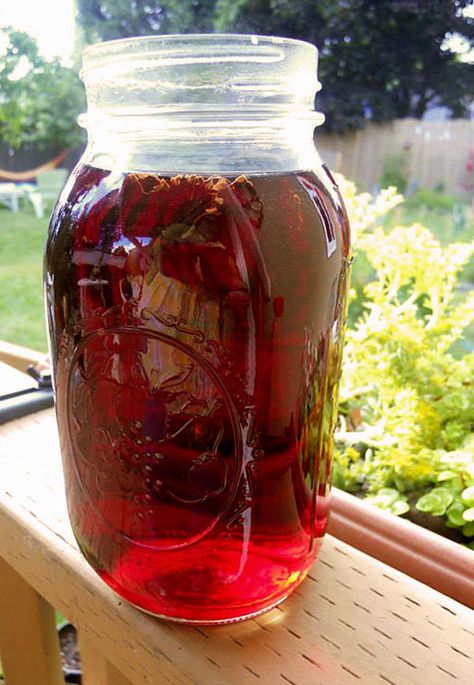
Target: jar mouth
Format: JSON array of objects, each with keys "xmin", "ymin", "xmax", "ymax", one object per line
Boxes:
[
  {"xmin": 82, "ymin": 33, "xmax": 318, "ymax": 73},
  {"xmin": 81, "ymin": 33, "xmax": 321, "ymax": 116}
]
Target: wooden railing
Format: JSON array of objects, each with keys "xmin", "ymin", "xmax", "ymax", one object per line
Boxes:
[{"xmin": 0, "ymin": 410, "xmax": 472, "ymax": 684}]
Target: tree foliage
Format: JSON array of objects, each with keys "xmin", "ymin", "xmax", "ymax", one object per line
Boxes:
[
  {"xmin": 76, "ymin": 0, "xmax": 217, "ymax": 44},
  {"xmin": 76, "ymin": 0, "xmax": 474, "ymax": 132},
  {"xmin": 0, "ymin": 28, "xmax": 85, "ymax": 153}
]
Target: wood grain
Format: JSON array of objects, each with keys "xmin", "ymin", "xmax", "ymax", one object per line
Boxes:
[
  {"xmin": 0, "ymin": 361, "xmax": 36, "ymax": 395},
  {"xmin": 0, "ymin": 556, "xmax": 64, "ymax": 685},
  {"xmin": 80, "ymin": 635, "xmax": 134, "ymax": 685}
]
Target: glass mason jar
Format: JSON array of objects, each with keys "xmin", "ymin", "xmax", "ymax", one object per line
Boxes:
[{"xmin": 45, "ymin": 34, "xmax": 351, "ymax": 624}]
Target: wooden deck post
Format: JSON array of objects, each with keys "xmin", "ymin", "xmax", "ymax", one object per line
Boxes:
[
  {"xmin": 80, "ymin": 635, "xmax": 134, "ymax": 685},
  {"xmin": 0, "ymin": 556, "xmax": 64, "ymax": 685}
]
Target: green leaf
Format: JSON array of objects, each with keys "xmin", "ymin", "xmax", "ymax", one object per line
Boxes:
[
  {"xmin": 150, "ymin": 238, "xmax": 162, "ymax": 257},
  {"xmin": 415, "ymin": 488, "xmax": 454, "ymax": 516},
  {"xmin": 365, "ymin": 488, "xmax": 409, "ymax": 515},
  {"xmin": 437, "ymin": 470, "xmax": 458, "ymax": 482},
  {"xmin": 366, "ymin": 488, "xmax": 399, "ymax": 509},
  {"xmin": 331, "ymin": 461, "xmax": 346, "ymax": 489},
  {"xmin": 461, "ymin": 486, "xmax": 474, "ymax": 505},
  {"xmin": 377, "ymin": 488, "xmax": 400, "ymax": 503},
  {"xmin": 161, "ymin": 223, "xmax": 194, "ymax": 241},
  {"xmin": 446, "ymin": 502, "xmax": 466, "ymax": 527},
  {"xmin": 161, "ymin": 221, "xmax": 224, "ymax": 246},
  {"xmin": 415, "ymin": 493, "xmax": 438, "ymax": 513},
  {"xmin": 462, "ymin": 507, "xmax": 474, "ymax": 522},
  {"xmin": 466, "ymin": 464, "xmax": 474, "ymax": 479},
  {"xmin": 462, "ymin": 522, "xmax": 474, "ymax": 537},
  {"xmin": 441, "ymin": 477, "xmax": 464, "ymax": 495},
  {"xmin": 393, "ymin": 476, "xmax": 407, "ymax": 493},
  {"xmin": 389, "ymin": 500, "xmax": 410, "ymax": 516}
]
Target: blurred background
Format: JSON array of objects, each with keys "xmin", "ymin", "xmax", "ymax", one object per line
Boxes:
[{"xmin": 0, "ymin": 1, "xmax": 473, "ymax": 352}]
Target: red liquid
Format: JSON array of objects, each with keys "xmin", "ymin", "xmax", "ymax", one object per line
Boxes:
[{"xmin": 45, "ymin": 165, "xmax": 350, "ymax": 623}]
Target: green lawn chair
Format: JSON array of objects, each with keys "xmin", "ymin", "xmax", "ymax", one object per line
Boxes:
[
  {"xmin": 36, "ymin": 169, "xmax": 68, "ymax": 201},
  {"xmin": 32, "ymin": 169, "xmax": 69, "ymax": 217}
]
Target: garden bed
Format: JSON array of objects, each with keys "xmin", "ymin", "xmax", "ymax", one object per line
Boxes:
[{"xmin": 333, "ymin": 175, "xmax": 474, "ymax": 556}]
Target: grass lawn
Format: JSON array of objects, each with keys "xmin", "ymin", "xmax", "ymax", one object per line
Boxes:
[{"xmin": 0, "ymin": 205, "xmax": 49, "ymax": 353}]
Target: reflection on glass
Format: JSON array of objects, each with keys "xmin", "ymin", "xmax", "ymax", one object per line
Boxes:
[{"xmin": 45, "ymin": 165, "xmax": 350, "ymax": 622}]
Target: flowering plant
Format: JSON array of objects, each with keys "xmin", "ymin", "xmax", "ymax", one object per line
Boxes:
[
  {"xmin": 462, "ymin": 149, "xmax": 474, "ymax": 192},
  {"xmin": 334, "ymin": 176, "xmax": 474, "ymax": 546}
]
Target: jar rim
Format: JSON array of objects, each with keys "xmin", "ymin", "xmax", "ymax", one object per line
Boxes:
[
  {"xmin": 81, "ymin": 33, "xmax": 320, "ymax": 120},
  {"xmin": 81, "ymin": 34, "xmax": 318, "ymax": 81},
  {"xmin": 83, "ymin": 33, "xmax": 317, "ymax": 67}
]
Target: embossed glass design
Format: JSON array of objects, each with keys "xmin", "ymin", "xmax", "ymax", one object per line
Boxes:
[{"xmin": 45, "ymin": 35, "xmax": 351, "ymax": 624}]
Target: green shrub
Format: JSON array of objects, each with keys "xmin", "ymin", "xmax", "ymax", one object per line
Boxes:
[
  {"xmin": 405, "ymin": 188, "xmax": 460, "ymax": 211},
  {"xmin": 335, "ymin": 176, "xmax": 474, "ymax": 545},
  {"xmin": 380, "ymin": 152, "xmax": 409, "ymax": 193}
]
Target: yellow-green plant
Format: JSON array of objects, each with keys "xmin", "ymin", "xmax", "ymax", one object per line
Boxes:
[{"xmin": 334, "ymin": 176, "xmax": 474, "ymax": 544}]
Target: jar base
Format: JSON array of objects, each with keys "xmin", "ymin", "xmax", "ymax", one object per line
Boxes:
[
  {"xmin": 88, "ymin": 533, "xmax": 319, "ymax": 626},
  {"xmin": 123, "ymin": 592, "xmax": 290, "ymax": 626}
]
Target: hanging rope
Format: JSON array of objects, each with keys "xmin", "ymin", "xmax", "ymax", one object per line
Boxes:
[{"xmin": 0, "ymin": 150, "xmax": 67, "ymax": 181}]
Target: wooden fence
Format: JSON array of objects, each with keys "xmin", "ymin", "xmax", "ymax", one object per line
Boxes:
[
  {"xmin": 1, "ymin": 120, "xmax": 472, "ymax": 195},
  {"xmin": 316, "ymin": 118, "xmax": 474, "ymax": 196}
]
